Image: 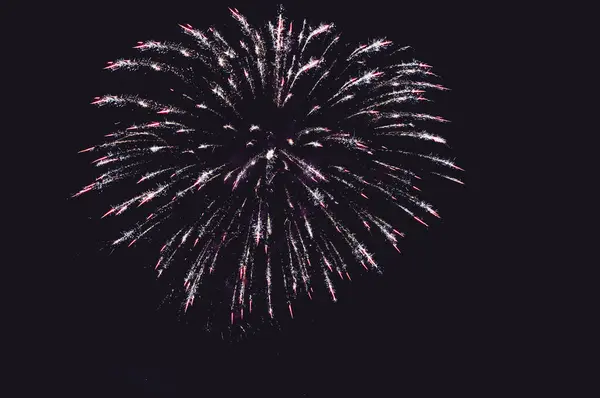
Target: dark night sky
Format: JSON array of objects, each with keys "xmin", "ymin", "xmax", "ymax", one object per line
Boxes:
[{"xmin": 23, "ymin": 0, "xmax": 525, "ymax": 395}]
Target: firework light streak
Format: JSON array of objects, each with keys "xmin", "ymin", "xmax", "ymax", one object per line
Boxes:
[{"xmin": 74, "ymin": 7, "xmax": 463, "ymax": 326}]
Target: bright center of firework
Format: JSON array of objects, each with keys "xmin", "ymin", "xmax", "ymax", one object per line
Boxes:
[{"xmin": 266, "ymin": 149, "xmax": 275, "ymax": 160}]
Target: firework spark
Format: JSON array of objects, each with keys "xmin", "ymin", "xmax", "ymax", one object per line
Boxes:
[{"xmin": 74, "ymin": 7, "xmax": 463, "ymax": 326}]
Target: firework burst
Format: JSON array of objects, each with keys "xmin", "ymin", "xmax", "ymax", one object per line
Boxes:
[{"xmin": 74, "ymin": 7, "xmax": 463, "ymax": 326}]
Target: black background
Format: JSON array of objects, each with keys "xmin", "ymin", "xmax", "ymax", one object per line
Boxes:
[{"xmin": 19, "ymin": 0, "xmax": 531, "ymax": 395}]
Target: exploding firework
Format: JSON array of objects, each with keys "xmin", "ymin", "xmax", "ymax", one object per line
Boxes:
[{"xmin": 74, "ymin": 7, "xmax": 463, "ymax": 325}]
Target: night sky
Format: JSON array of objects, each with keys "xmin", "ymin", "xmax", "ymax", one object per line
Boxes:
[{"xmin": 31, "ymin": 0, "xmax": 515, "ymax": 395}]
